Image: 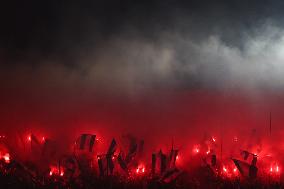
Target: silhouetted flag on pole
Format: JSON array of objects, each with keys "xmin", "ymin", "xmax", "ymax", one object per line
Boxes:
[
  {"xmin": 211, "ymin": 154, "xmax": 217, "ymax": 167},
  {"xmin": 159, "ymin": 150, "xmax": 167, "ymax": 174},
  {"xmin": 117, "ymin": 153, "xmax": 128, "ymax": 171},
  {"xmin": 41, "ymin": 139, "xmax": 56, "ymax": 159},
  {"xmin": 240, "ymin": 150, "xmax": 250, "ymax": 160},
  {"xmin": 89, "ymin": 135, "xmax": 96, "ymax": 152},
  {"xmin": 151, "ymin": 153, "xmax": 156, "ymax": 174},
  {"xmin": 97, "ymin": 156, "xmax": 105, "ymax": 176},
  {"xmin": 168, "ymin": 149, "xmax": 178, "ymax": 168},
  {"xmin": 30, "ymin": 134, "xmax": 41, "ymax": 155},
  {"xmin": 125, "ymin": 140, "xmax": 138, "ymax": 164},
  {"xmin": 161, "ymin": 168, "xmax": 180, "ymax": 183},
  {"xmin": 232, "ymin": 158, "xmax": 251, "ymax": 177},
  {"xmin": 75, "ymin": 134, "xmax": 96, "ymax": 152},
  {"xmin": 107, "ymin": 139, "xmax": 117, "ymax": 155}
]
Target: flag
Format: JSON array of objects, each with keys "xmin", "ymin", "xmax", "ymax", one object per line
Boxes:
[
  {"xmin": 97, "ymin": 155, "xmax": 105, "ymax": 176},
  {"xmin": 97, "ymin": 139, "xmax": 117, "ymax": 176},
  {"xmin": 30, "ymin": 134, "xmax": 41, "ymax": 156},
  {"xmin": 75, "ymin": 134, "xmax": 96, "ymax": 152},
  {"xmin": 107, "ymin": 139, "xmax": 117, "ymax": 155},
  {"xmin": 159, "ymin": 150, "xmax": 167, "ymax": 174},
  {"xmin": 211, "ymin": 154, "xmax": 217, "ymax": 167},
  {"xmin": 240, "ymin": 150, "xmax": 250, "ymax": 160},
  {"xmin": 168, "ymin": 149, "xmax": 178, "ymax": 168},
  {"xmin": 151, "ymin": 153, "xmax": 156, "ymax": 174},
  {"xmin": 251, "ymin": 155, "xmax": 257, "ymax": 166},
  {"xmin": 41, "ymin": 139, "xmax": 57, "ymax": 159},
  {"xmin": 117, "ymin": 153, "xmax": 128, "ymax": 171},
  {"xmin": 106, "ymin": 154, "xmax": 115, "ymax": 174},
  {"xmin": 232, "ymin": 158, "xmax": 251, "ymax": 178},
  {"xmin": 125, "ymin": 139, "xmax": 138, "ymax": 164},
  {"xmin": 161, "ymin": 168, "xmax": 181, "ymax": 183}
]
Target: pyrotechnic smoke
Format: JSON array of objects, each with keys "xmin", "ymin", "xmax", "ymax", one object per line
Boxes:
[{"xmin": 0, "ymin": 1, "xmax": 284, "ymax": 159}]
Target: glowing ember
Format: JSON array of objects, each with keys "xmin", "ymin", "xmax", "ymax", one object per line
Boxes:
[
  {"xmin": 212, "ymin": 137, "xmax": 216, "ymax": 142},
  {"xmin": 60, "ymin": 171, "xmax": 64, "ymax": 176},
  {"xmin": 223, "ymin": 167, "xmax": 227, "ymax": 172},
  {"xmin": 49, "ymin": 171, "xmax": 53, "ymax": 176}
]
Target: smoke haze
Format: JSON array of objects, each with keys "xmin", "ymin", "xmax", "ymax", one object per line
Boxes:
[{"xmin": 1, "ymin": 0, "xmax": 284, "ymax": 155}]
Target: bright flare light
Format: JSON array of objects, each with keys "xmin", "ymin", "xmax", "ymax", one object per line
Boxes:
[
  {"xmin": 193, "ymin": 145, "xmax": 200, "ymax": 154},
  {"xmin": 3, "ymin": 153, "xmax": 10, "ymax": 163}
]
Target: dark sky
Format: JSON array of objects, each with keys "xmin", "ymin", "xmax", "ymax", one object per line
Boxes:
[
  {"xmin": 2, "ymin": 0, "xmax": 284, "ymax": 61},
  {"xmin": 1, "ymin": 0, "xmax": 284, "ymax": 148}
]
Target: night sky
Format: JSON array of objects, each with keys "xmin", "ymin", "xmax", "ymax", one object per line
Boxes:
[{"xmin": 1, "ymin": 0, "xmax": 284, "ymax": 150}]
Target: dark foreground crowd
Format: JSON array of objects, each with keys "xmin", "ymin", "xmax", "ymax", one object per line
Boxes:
[{"xmin": 0, "ymin": 168, "xmax": 283, "ymax": 189}]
